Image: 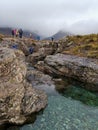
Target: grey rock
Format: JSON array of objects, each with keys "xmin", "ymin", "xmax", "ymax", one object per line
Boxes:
[{"xmin": 36, "ymin": 54, "xmax": 98, "ymax": 91}]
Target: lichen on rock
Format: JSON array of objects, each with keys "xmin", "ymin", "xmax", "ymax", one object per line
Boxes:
[{"xmin": 0, "ymin": 47, "xmax": 47, "ymax": 126}]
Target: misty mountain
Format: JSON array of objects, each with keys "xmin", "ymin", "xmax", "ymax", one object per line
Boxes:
[
  {"xmin": 0, "ymin": 27, "xmax": 11, "ymax": 35},
  {"xmin": 22, "ymin": 30, "xmax": 40, "ymax": 39},
  {"xmin": 0, "ymin": 27, "xmax": 40, "ymax": 39},
  {"xmin": 44, "ymin": 30, "xmax": 72, "ymax": 40}
]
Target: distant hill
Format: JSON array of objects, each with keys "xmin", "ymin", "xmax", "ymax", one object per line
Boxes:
[
  {"xmin": 0, "ymin": 27, "xmax": 11, "ymax": 35},
  {"xmin": 0, "ymin": 27, "xmax": 40, "ymax": 39},
  {"xmin": 22, "ymin": 30, "xmax": 40, "ymax": 40},
  {"xmin": 44, "ymin": 30, "xmax": 72, "ymax": 40}
]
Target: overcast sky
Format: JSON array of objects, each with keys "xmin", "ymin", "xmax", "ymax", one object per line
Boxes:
[{"xmin": 0, "ymin": 0, "xmax": 98, "ymax": 36}]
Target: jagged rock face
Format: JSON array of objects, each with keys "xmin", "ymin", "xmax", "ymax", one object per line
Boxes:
[
  {"xmin": 0, "ymin": 48, "xmax": 47, "ymax": 126},
  {"xmin": 36, "ymin": 54, "xmax": 98, "ymax": 91}
]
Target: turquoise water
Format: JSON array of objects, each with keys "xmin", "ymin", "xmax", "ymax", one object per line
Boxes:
[
  {"xmin": 10, "ymin": 84, "xmax": 98, "ymax": 130},
  {"xmin": 58, "ymin": 85, "xmax": 98, "ymax": 106},
  {"xmin": 7, "ymin": 80, "xmax": 98, "ymax": 130},
  {"xmin": 19, "ymin": 95, "xmax": 98, "ymax": 130}
]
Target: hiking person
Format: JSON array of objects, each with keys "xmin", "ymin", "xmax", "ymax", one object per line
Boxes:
[
  {"xmin": 29, "ymin": 47, "xmax": 34, "ymax": 54},
  {"xmin": 19, "ymin": 29, "xmax": 23, "ymax": 38},
  {"xmin": 30, "ymin": 33, "xmax": 32, "ymax": 38},
  {"xmin": 16, "ymin": 29, "xmax": 19, "ymax": 37},
  {"xmin": 14, "ymin": 29, "xmax": 16, "ymax": 36},
  {"xmin": 37, "ymin": 36, "xmax": 40, "ymax": 41},
  {"xmin": 11, "ymin": 44, "xmax": 18, "ymax": 49},
  {"xmin": 11, "ymin": 29, "xmax": 14, "ymax": 37},
  {"xmin": 51, "ymin": 37, "xmax": 54, "ymax": 41}
]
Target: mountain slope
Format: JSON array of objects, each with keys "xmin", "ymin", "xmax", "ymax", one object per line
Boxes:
[{"xmin": 44, "ymin": 30, "xmax": 72, "ymax": 40}]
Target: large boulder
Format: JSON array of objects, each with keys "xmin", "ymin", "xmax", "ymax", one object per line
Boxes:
[
  {"xmin": 0, "ymin": 48, "xmax": 47, "ymax": 126},
  {"xmin": 36, "ymin": 54, "xmax": 98, "ymax": 91}
]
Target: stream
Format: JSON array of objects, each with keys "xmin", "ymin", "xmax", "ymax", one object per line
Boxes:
[{"xmin": 7, "ymin": 76, "xmax": 98, "ymax": 130}]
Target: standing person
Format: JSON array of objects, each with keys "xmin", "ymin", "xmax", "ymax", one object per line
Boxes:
[
  {"xmin": 16, "ymin": 29, "xmax": 19, "ymax": 37},
  {"xmin": 29, "ymin": 46, "xmax": 34, "ymax": 54},
  {"xmin": 30, "ymin": 33, "xmax": 32, "ymax": 38},
  {"xmin": 19, "ymin": 29, "xmax": 23, "ymax": 38},
  {"xmin": 51, "ymin": 37, "xmax": 54, "ymax": 41},
  {"xmin": 37, "ymin": 36, "xmax": 40, "ymax": 41},
  {"xmin": 11, "ymin": 29, "xmax": 14, "ymax": 37},
  {"xmin": 14, "ymin": 29, "xmax": 16, "ymax": 36}
]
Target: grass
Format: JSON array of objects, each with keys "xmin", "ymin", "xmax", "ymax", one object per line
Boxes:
[{"xmin": 62, "ymin": 34, "xmax": 98, "ymax": 59}]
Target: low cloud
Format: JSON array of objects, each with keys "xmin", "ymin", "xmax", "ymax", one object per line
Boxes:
[{"xmin": 0, "ymin": 0, "xmax": 98, "ymax": 36}]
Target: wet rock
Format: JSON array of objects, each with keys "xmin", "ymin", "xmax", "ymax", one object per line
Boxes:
[
  {"xmin": 53, "ymin": 78, "xmax": 69, "ymax": 91},
  {"xmin": 26, "ymin": 69, "xmax": 58, "ymax": 96},
  {"xmin": 0, "ymin": 47, "xmax": 47, "ymax": 126}
]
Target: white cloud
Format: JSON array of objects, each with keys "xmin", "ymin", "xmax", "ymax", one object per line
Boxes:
[{"xmin": 0, "ymin": 0, "xmax": 98, "ymax": 36}]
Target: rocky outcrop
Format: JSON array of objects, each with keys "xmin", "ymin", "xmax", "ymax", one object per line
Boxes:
[
  {"xmin": 0, "ymin": 48, "xmax": 47, "ymax": 126},
  {"xmin": 36, "ymin": 54, "xmax": 98, "ymax": 91},
  {"xmin": 27, "ymin": 47, "xmax": 55, "ymax": 65},
  {"xmin": 0, "ymin": 38, "xmax": 60, "ymax": 58},
  {"xmin": 0, "ymin": 38, "xmax": 29, "ymax": 56}
]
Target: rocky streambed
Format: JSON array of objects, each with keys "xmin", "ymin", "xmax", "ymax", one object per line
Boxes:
[
  {"xmin": 7, "ymin": 70, "xmax": 98, "ymax": 130},
  {"xmin": 0, "ymin": 37, "xmax": 98, "ymax": 130},
  {"xmin": 18, "ymin": 52, "xmax": 98, "ymax": 130},
  {"xmin": 6, "ymin": 63, "xmax": 98, "ymax": 130}
]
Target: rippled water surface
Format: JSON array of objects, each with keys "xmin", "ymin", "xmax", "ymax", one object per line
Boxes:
[
  {"xmin": 11, "ymin": 84, "xmax": 98, "ymax": 130},
  {"xmin": 18, "ymin": 95, "xmax": 98, "ymax": 130},
  {"xmin": 7, "ymin": 79, "xmax": 98, "ymax": 130}
]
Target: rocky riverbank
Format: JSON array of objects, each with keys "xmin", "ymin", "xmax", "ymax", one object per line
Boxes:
[{"xmin": 0, "ymin": 34, "xmax": 98, "ymax": 129}]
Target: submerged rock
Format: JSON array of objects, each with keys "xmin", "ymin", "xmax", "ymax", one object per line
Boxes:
[
  {"xmin": 0, "ymin": 47, "xmax": 47, "ymax": 126},
  {"xmin": 19, "ymin": 95, "xmax": 98, "ymax": 130},
  {"xmin": 26, "ymin": 69, "xmax": 58, "ymax": 96}
]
